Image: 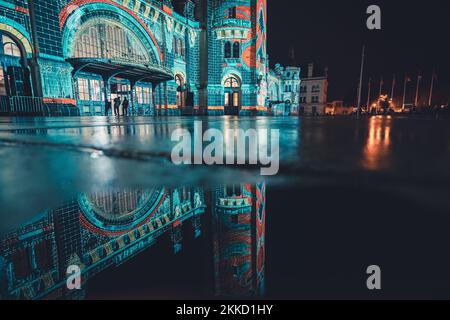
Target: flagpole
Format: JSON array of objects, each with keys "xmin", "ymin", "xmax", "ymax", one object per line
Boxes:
[
  {"xmin": 391, "ymin": 74, "xmax": 396, "ymax": 104},
  {"xmin": 366, "ymin": 78, "xmax": 371, "ymax": 113},
  {"xmin": 357, "ymin": 45, "xmax": 365, "ymax": 118},
  {"xmin": 428, "ymin": 70, "xmax": 435, "ymax": 107},
  {"xmin": 376, "ymin": 76, "xmax": 383, "ymax": 110},
  {"xmin": 379, "ymin": 76, "xmax": 383, "ymax": 98},
  {"xmin": 402, "ymin": 74, "xmax": 408, "ymax": 110},
  {"xmin": 415, "ymin": 72, "xmax": 421, "ymax": 107}
]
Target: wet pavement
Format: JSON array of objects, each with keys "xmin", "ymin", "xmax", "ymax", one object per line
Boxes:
[
  {"xmin": 1, "ymin": 115, "xmax": 450, "ymax": 299},
  {"xmin": 1, "ymin": 116, "xmax": 449, "ymax": 228}
]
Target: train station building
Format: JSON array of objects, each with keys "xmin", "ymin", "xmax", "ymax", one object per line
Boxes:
[{"xmin": 0, "ymin": 0, "xmax": 302, "ymax": 116}]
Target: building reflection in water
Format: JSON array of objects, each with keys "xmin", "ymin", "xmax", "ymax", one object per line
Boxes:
[
  {"xmin": 212, "ymin": 183, "xmax": 266, "ymax": 298},
  {"xmin": 363, "ymin": 116, "xmax": 393, "ymax": 170},
  {"xmin": 0, "ymin": 184, "xmax": 266, "ymax": 300}
]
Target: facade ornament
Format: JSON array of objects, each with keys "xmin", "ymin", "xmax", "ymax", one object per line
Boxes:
[
  {"xmin": 188, "ymin": 29, "xmax": 197, "ymax": 47},
  {"xmin": 165, "ymin": 16, "xmax": 174, "ymax": 33},
  {"xmin": 183, "ymin": 0, "xmax": 196, "ymax": 20}
]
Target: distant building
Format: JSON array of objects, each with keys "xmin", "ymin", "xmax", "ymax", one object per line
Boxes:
[
  {"xmin": 267, "ymin": 64, "xmax": 301, "ymax": 116},
  {"xmin": 299, "ymin": 63, "xmax": 328, "ymax": 116},
  {"xmin": 325, "ymin": 101, "xmax": 353, "ymax": 115}
]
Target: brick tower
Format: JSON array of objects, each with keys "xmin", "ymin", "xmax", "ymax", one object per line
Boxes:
[{"xmin": 203, "ymin": 0, "xmax": 268, "ymax": 116}]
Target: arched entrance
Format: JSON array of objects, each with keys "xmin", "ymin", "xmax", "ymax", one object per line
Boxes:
[
  {"xmin": 0, "ymin": 32, "xmax": 31, "ymax": 97},
  {"xmin": 224, "ymin": 76, "xmax": 241, "ymax": 116},
  {"xmin": 176, "ymin": 74, "xmax": 186, "ymax": 109},
  {"xmin": 62, "ymin": 4, "xmax": 172, "ymax": 116},
  {"xmin": 69, "ymin": 19, "xmax": 155, "ymax": 115}
]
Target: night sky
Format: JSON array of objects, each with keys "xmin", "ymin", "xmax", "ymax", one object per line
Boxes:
[{"xmin": 267, "ymin": 0, "xmax": 450, "ymax": 105}]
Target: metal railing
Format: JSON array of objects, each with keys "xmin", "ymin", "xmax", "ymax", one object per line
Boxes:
[
  {"xmin": 0, "ymin": 96, "xmax": 9, "ymax": 113},
  {"xmin": 10, "ymin": 96, "xmax": 47, "ymax": 115},
  {"xmin": 0, "ymin": 96, "xmax": 46, "ymax": 115},
  {"xmin": 0, "ymin": 96, "xmax": 80, "ymax": 116}
]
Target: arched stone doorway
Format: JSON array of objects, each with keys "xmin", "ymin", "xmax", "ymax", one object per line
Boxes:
[{"xmin": 223, "ymin": 76, "xmax": 241, "ymax": 116}]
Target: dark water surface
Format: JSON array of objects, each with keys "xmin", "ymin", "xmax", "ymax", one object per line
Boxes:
[{"xmin": 1, "ymin": 116, "xmax": 450, "ymax": 299}]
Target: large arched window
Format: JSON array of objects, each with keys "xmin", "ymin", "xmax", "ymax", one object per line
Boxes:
[
  {"xmin": 0, "ymin": 33, "xmax": 29, "ymax": 97},
  {"xmin": 178, "ymin": 38, "xmax": 184, "ymax": 57},
  {"xmin": 224, "ymin": 41, "xmax": 231, "ymax": 59},
  {"xmin": 173, "ymin": 37, "xmax": 178, "ymax": 55},
  {"xmin": 2, "ymin": 34, "xmax": 21, "ymax": 58},
  {"xmin": 224, "ymin": 76, "xmax": 240, "ymax": 88},
  {"xmin": 72, "ymin": 20, "xmax": 151, "ymax": 64},
  {"xmin": 232, "ymin": 42, "xmax": 240, "ymax": 58}
]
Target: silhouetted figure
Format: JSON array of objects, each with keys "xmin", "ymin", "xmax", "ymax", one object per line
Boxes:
[
  {"xmin": 114, "ymin": 97, "xmax": 121, "ymax": 116},
  {"xmin": 122, "ymin": 97, "xmax": 129, "ymax": 116},
  {"xmin": 105, "ymin": 100, "xmax": 111, "ymax": 116}
]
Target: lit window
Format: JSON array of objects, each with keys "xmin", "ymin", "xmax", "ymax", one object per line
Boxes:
[
  {"xmin": 0, "ymin": 67, "xmax": 6, "ymax": 96},
  {"xmin": 173, "ymin": 38, "xmax": 178, "ymax": 55},
  {"xmin": 90, "ymin": 79, "xmax": 103, "ymax": 101},
  {"xmin": 135, "ymin": 86, "xmax": 143, "ymax": 104},
  {"xmin": 143, "ymin": 87, "xmax": 151, "ymax": 104},
  {"xmin": 77, "ymin": 78, "xmax": 89, "ymax": 101},
  {"xmin": 179, "ymin": 38, "xmax": 184, "ymax": 57},
  {"xmin": 2, "ymin": 35, "xmax": 21, "ymax": 57},
  {"xmin": 72, "ymin": 21, "xmax": 150, "ymax": 64},
  {"xmin": 233, "ymin": 92, "xmax": 239, "ymax": 106},
  {"xmin": 224, "ymin": 77, "xmax": 240, "ymax": 88}
]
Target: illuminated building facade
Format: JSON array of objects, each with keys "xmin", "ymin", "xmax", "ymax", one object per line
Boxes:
[
  {"xmin": 0, "ymin": 187, "xmax": 205, "ymax": 299},
  {"xmin": 212, "ymin": 183, "xmax": 266, "ymax": 297},
  {"xmin": 0, "ymin": 0, "xmax": 275, "ymax": 116},
  {"xmin": 268, "ymin": 63, "xmax": 301, "ymax": 116},
  {"xmin": 0, "ymin": 183, "xmax": 267, "ymax": 300}
]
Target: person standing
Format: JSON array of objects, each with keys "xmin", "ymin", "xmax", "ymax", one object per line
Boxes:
[
  {"xmin": 105, "ymin": 99, "xmax": 111, "ymax": 116},
  {"xmin": 122, "ymin": 97, "xmax": 129, "ymax": 116},
  {"xmin": 114, "ymin": 97, "xmax": 121, "ymax": 116}
]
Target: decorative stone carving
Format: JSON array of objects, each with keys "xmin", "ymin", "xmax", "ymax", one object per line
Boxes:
[
  {"xmin": 189, "ymin": 29, "xmax": 197, "ymax": 47},
  {"xmin": 165, "ymin": 16, "xmax": 174, "ymax": 33}
]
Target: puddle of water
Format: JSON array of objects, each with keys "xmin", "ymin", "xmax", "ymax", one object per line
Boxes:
[{"xmin": 1, "ymin": 116, "xmax": 450, "ymax": 299}]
